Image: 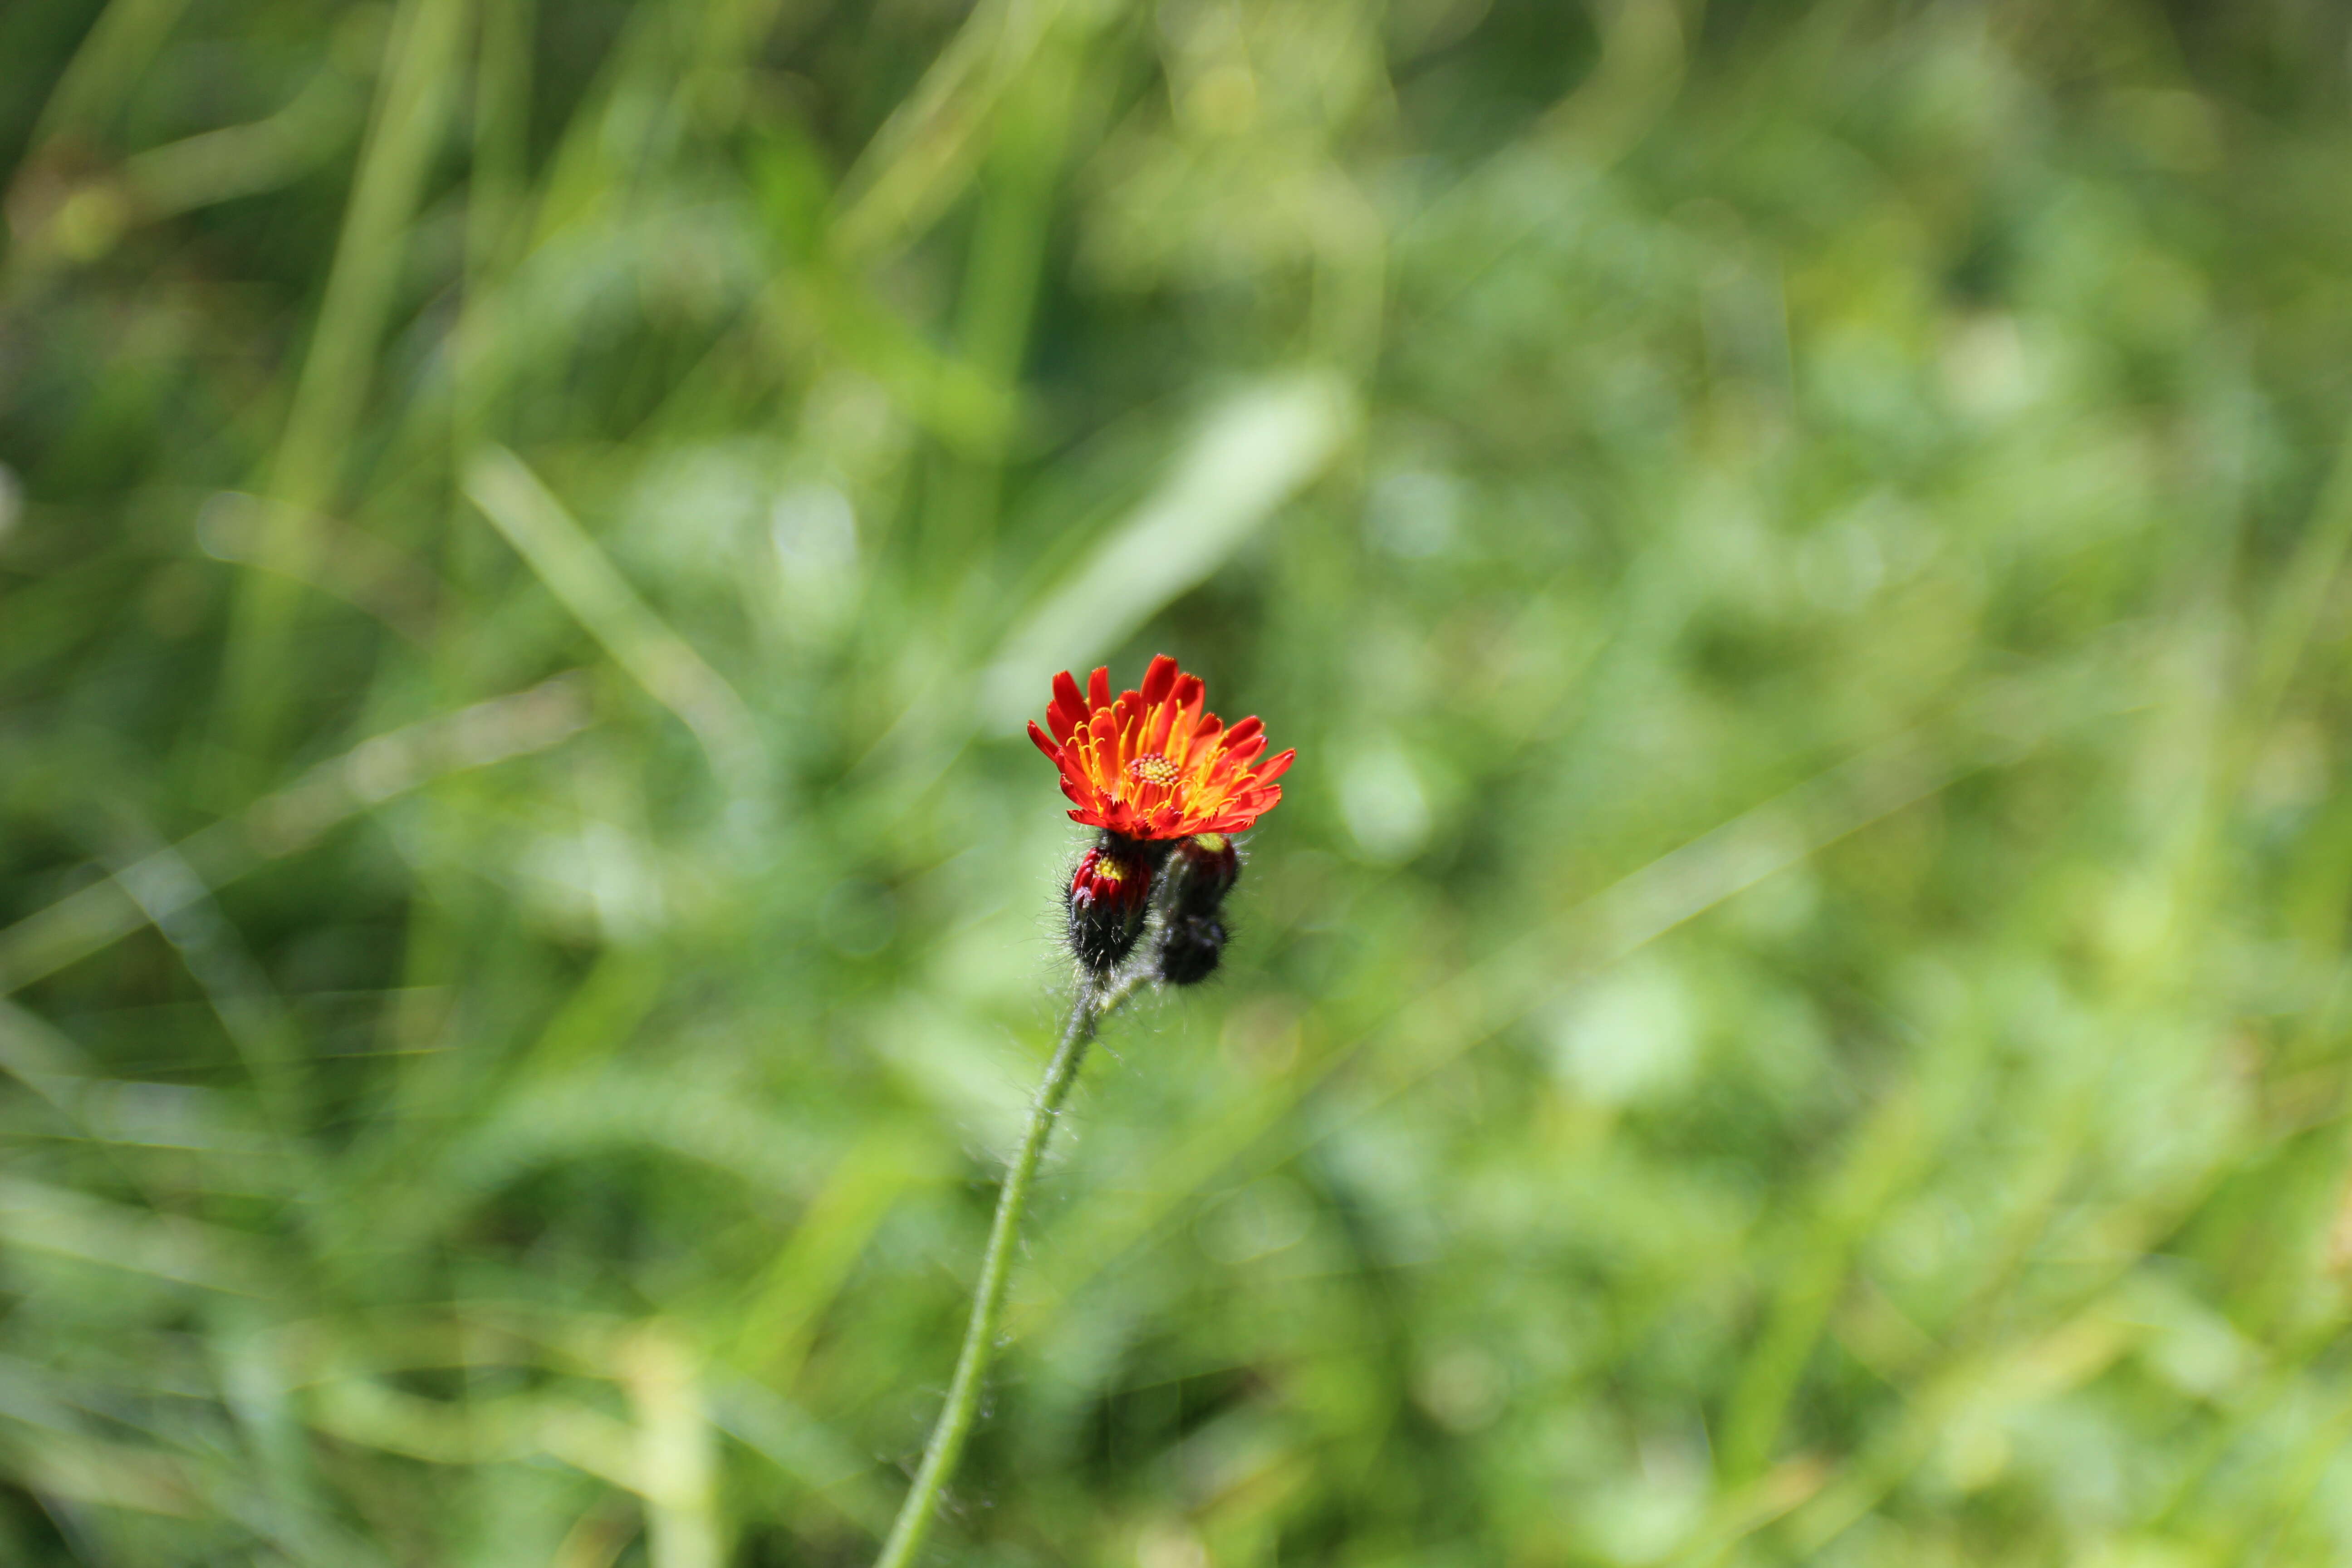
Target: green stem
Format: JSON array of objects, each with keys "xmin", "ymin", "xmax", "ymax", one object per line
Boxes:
[{"xmin": 871, "ymin": 971, "xmax": 1129, "ymax": 1568}]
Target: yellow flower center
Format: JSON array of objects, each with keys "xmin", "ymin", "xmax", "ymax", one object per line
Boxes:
[{"xmin": 1126, "ymin": 754, "xmax": 1180, "ymax": 788}]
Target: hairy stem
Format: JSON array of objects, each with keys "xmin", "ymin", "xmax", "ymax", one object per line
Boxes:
[{"xmin": 871, "ymin": 971, "xmax": 1132, "ymax": 1568}]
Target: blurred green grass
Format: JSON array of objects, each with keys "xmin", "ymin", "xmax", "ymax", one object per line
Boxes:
[{"xmin": 9, "ymin": 0, "xmax": 2352, "ymax": 1563}]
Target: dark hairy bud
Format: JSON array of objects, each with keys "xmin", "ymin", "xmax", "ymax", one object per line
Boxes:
[
  {"xmin": 1152, "ymin": 833, "xmax": 1240, "ymax": 985},
  {"xmin": 1157, "ymin": 911, "xmax": 1228, "ymax": 986},
  {"xmin": 1162, "ymin": 832, "xmax": 1240, "ymax": 917},
  {"xmin": 1066, "ymin": 841, "xmax": 1152, "ymax": 972}
]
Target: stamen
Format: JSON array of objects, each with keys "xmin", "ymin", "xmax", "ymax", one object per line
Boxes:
[{"xmin": 1127, "ymin": 754, "xmax": 1179, "ymax": 788}]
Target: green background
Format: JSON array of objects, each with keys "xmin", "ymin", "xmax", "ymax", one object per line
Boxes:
[{"xmin": 6, "ymin": 0, "xmax": 2352, "ymax": 1563}]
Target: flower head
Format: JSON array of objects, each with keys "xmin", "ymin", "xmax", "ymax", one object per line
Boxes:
[{"xmin": 1028, "ymin": 656, "xmax": 1293, "ymax": 840}]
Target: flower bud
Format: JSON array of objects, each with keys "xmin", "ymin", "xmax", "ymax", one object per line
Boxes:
[
  {"xmin": 1162, "ymin": 832, "xmax": 1240, "ymax": 918},
  {"xmin": 1157, "ymin": 911, "xmax": 1228, "ymax": 987},
  {"xmin": 1066, "ymin": 842, "xmax": 1152, "ymax": 972}
]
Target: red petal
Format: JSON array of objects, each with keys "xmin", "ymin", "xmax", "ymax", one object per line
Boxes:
[
  {"xmin": 1098, "ymin": 700, "xmax": 1128, "ymax": 779},
  {"xmin": 1088, "ymin": 666, "xmax": 1112, "ymax": 710},
  {"xmin": 1049, "ymin": 671, "xmax": 1087, "ymax": 741},
  {"xmin": 1028, "ymin": 720, "xmax": 1063, "ymax": 760},
  {"xmin": 1163, "ymin": 706, "xmax": 1197, "ymax": 760},
  {"xmin": 1223, "ymin": 715, "xmax": 1263, "ymax": 750},
  {"xmin": 1143, "ymin": 692, "xmax": 1179, "ymax": 757},
  {"xmin": 1250, "ymin": 749, "xmax": 1294, "ymax": 787},
  {"xmin": 1141, "ymin": 655, "xmax": 1179, "ymax": 707}
]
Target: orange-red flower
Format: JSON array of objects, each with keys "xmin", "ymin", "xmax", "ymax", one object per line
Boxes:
[{"xmin": 1028, "ymin": 655, "xmax": 1293, "ymax": 840}]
